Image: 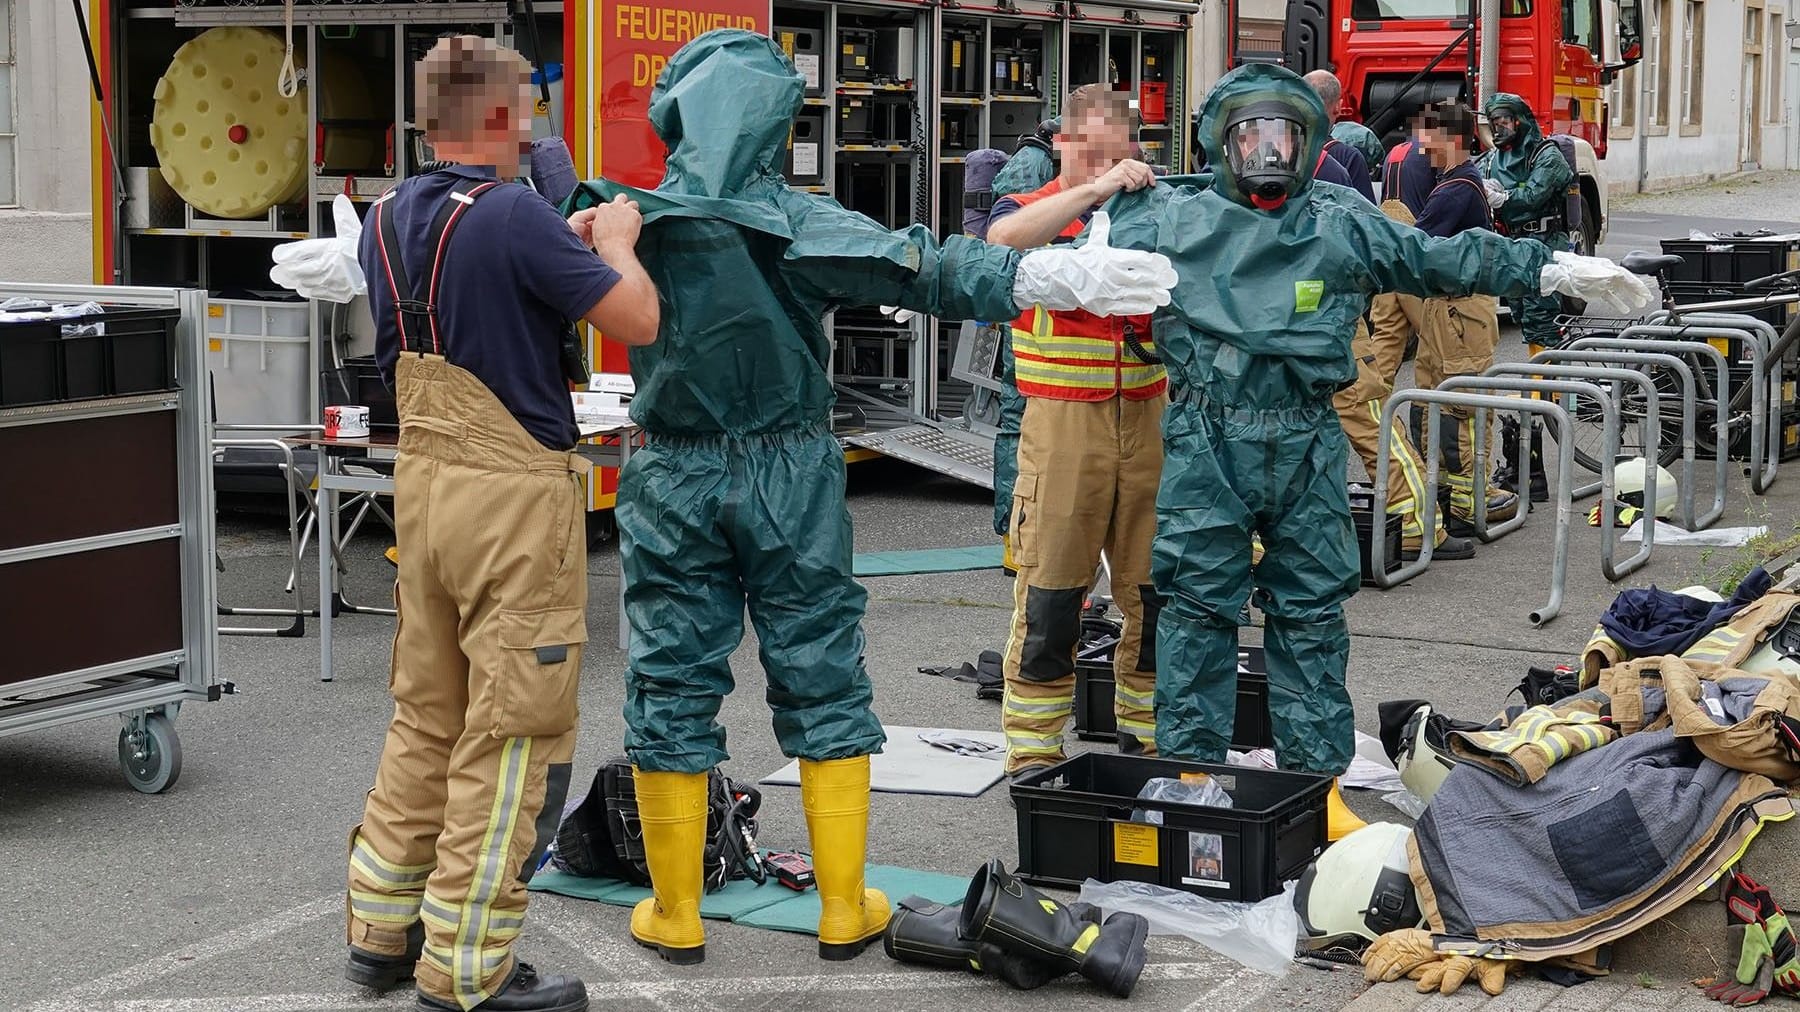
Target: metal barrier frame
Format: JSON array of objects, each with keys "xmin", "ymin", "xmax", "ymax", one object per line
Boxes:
[
  {"xmin": 1531, "ymin": 349, "xmax": 1704, "ymax": 530},
  {"xmin": 1563, "ymin": 337, "xmax": 1735, "ymax": 530},
  {"xmin": 1438, "ymin": 375, "xmax": 1651, "ymax": 582},
  {"xmin": 1625, "ymin": 318, "xmax": 1780, "ymax": 493},
  {"xmin": 1375, "ymin": 390, "xmax": 1577, "ymax": 626}
]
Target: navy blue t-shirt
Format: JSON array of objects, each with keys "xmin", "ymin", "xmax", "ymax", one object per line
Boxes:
[
  {"xmin": 1383, "ymin": 140, "xmax": 1436, "ymax": 217},
  {"xmin": 1413, "ymin": 161, "xmax": 1492, "ymax": 238},
  {"xmin": 1313, "ymin": 149, "xmax": 1361, "ymax": 196},
  {"xmin": 1323, "ymin": 139, "xmax": 1376, "ymax": 203},
  {"xmin": 361, "ymin": 164, "xmax": 622, "ymax": 450}
]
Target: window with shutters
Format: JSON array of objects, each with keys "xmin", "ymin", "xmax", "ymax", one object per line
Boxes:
[{"xmin": 1679, "ymin": 0, "xmax": 1705, "ymax": 133}]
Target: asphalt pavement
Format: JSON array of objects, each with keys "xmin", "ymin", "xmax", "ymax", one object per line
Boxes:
[{"xmin": 5, "ymin": 185, "xmax": 1800, "ymax": 1012}]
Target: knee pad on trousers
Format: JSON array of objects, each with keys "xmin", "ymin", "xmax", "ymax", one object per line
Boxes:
[
  {"xmin": 1020, "ymin": 586, "xmax": 1086, "ymax": 683},
  {"xmin": 1135, "ymin": 585, "xmax": 1164, "ymax": 673}
]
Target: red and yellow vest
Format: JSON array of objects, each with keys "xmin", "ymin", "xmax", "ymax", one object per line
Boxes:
[{"xmin": 1005, "ymin": 179, "xmax": 1167, "ymax": 402}]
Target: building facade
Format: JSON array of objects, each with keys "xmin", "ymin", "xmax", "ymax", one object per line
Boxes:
[
  {"xmin": 0, "ymin": 0, "xmax": 94, "ymax": 285},
  {"xmin": 1605, "ymin": 0, "xmax": 1800, "ymax": 192}
]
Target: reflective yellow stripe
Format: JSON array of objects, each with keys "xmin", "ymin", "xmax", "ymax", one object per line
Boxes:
[
  {"xmin": 1071, "ymin": 923, "xmax": 1101, "ymax": 955},
  {"xmin": 350, "ymin": 890, "xmax": 423, "ymax": 924},
  {"xmin": 454, "ymin": 737, "xmax": 531, "ymax": 1006},
  {"xmin": 352, "ymin": 839, "xmax": 435, "ymax": 886},
  {"xmin": 1114, "ymin": 684, "xmax": 1154, "ymax": 708},
  {"xmin": 1116, "ymin": 718, "xmax": 1156, "ymax": 737},
  {"xmin": 1366, "ymin": 402, "xmax": 1434, "ymax": 534}
]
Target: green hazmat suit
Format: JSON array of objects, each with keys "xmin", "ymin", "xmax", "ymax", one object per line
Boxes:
[
  {"xmin": 564, "ymin": 29, "xmax": 1025, "ymax": 773},
  {"xmin": 1330, "ymin": 121, "xmax": 1385, "ymax": 181},
  {"xmin": 989, "ymin": 137, "xmax": 1057, "ymax": 536},
  {"xmin": 1101, "ymin": 64, "xmax": 1555, "ymax": 774},
  {"xmin": 1477, "ymin": 93, "xmax": 1575, "ymax": 346}
]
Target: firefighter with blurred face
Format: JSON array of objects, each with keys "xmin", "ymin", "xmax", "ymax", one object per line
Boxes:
[{"xmin": 984, "ymin": 84, "xmax": 1169, "ymax": 775}]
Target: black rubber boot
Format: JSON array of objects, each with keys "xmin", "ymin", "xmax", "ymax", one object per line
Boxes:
[
  {"xmin": 1526, "ymin": 420, "xmax": 1549, "ymax": 502},
  {"xmin": 346, "ymin": 921, "xmax": 424, "ymax": 991},
  {"xmin": 959, "ymin": 859, "xmax": 1150, "ymax": 998},
  {"xmin": 1495, "ymin": 417, "xmax": 1550, "ymax": 503},
  {"xmin": 883, "ymin": 894, "xmax": 1102, "ymax": 989},
  {"xmin": 416, "ymin": 962, "xmax": 588, "ymax": 1012}
]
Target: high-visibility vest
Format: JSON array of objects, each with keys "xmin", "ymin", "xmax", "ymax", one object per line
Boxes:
[{"xmin": 1003, "ymin": 179, "xmax": 1166, "ymax": 402}]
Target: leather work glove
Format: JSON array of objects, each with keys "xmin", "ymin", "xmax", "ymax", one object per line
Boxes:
[
  {"xmin": 1012, "ymin": 212, "xmax": 1178, "ymax": 317},
  {"xmin": 1412, "ymin": 954, "xmax": 1511, "ymax": 996},
  {"xmin": 1539, "ymin": 250, "xmax": 1662, "ymax": 318},
  {"xmin": 1363, "ymin": 928, "xmax": 1440, "ymax": 983},
  {"xmin": 1697, "ymin": 873, "xmax": 1800, "ymax": 1004}
]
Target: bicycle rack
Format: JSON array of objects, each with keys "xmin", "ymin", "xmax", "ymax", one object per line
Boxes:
[
  {"xmin": 1563, "ymin": 337, "xmax": 1734, "ymax": 531},
  {"xmin": 1482, "ymin": 362, "xmax": 1663, "ymax": 509},
  {"xmin": 1531, "ymin": 349, "xmax": 1703, "ymax": 530},
  {"xmin": 211, "ymin": 436, "xmax": 315, "ymax": 638},
  {"xmin": 1439, "ymin": 373, "xmax": 1651, "ymax": 583},
  {"xmin": 1629, "ymin": 314, "xmax": 1783, "ymax": 493},
  {"xmin": 1374, "ymin": 389, "xmax": 1577, "ymax": 626}
]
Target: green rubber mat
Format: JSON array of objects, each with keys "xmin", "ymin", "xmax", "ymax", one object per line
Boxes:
[
  {"xmin": 526, "ymin": 864, "xmax": 971, "ymax": 937},
  {"xmin": 852, "ymin": 546, "xmax": 1004, "ymax": 577},
  {"xmin": 527, "ymin": 869, "xmax": 792, "ymax": 920},
  {"xmin": 733, "ymin": 865, "xmax": 972, "ymax": 935}
]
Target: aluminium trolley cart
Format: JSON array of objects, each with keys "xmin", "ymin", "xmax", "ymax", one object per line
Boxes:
[{"xmin": 0, "ymin": 282, "xmax": 221, "ymax": 793}]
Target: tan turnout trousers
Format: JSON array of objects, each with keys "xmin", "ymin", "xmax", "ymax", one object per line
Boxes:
[
  {"xmin": 1416, "ymin": 294, "xmax": 1502, "ymax": 512},
  {"xmin": 346, "ymin": 353, "xmax": 589, "ymax": 1009},
  {"xmin": 1002, "ymin": 393, "xmax": 1166, "ymax": 773},
  {"xmin": 1332, "ymin": 313, "xmax": 1441, "ymax": 548}
]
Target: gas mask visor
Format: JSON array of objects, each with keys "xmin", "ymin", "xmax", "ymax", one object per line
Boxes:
[
  {"xmin": 1488, "ymin": 110, "xmax": 1519, "ymax": 147},
  {"xmin": 1224, "ymin": 102, "xmax": 1308, "ymax": 208}
]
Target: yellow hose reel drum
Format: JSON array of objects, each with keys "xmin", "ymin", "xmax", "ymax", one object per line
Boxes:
[{"xmin": 150, "ymin": 27, "xmax": 377, "ymax": 219}]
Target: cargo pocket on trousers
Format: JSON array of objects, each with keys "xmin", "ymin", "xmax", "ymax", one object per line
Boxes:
[
  {"xmin": 491, "ymin": 606, "xmax": 587, "ymax": 739},
  {"xmin": 1010, "ymin": 473, "xmax": 1040, "ymax": 568}
]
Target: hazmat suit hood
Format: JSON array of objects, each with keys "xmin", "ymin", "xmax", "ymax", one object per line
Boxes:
[
  {"xmin": 1480, "ymin": 93, "xmax": 1544, "ymax": 185},
  {"xmin": 650, "ymin": 29, "xmax": 804, "ymax": 200},
  {"xmin": 1197, "ymin": 64, "xmax": 1329, "ymax": 210}
]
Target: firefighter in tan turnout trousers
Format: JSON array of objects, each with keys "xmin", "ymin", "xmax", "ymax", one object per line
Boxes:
[
  {"xmin": 985, "ymin": 85, "xmax": 1168, "ymax": 775},
  {"xmin": 342, "ymin": 37, "xmax": 660, "ymax": 1012}
]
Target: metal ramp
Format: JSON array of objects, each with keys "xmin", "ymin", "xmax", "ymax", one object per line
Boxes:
[{"xmin": 846, "ymin": 422, "xmax": 997, "ymax": 490}]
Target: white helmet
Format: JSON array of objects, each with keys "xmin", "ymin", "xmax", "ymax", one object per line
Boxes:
[
  {"xmin": 1614, "ymin": 457, "xmax": 1677, "ymax": 518},
  {"xmin": 1296, "ymin": 822, "xmax": 1425, "ymax": 946},
  {"xmin": 1392, "ymin": 702, "xmax": 1458, "ymax": 805}
]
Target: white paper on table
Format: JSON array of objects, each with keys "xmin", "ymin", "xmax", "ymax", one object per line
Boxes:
[{"xmin": 1622, "ymin": 519, "xmax": 1767, "ymax": 547}]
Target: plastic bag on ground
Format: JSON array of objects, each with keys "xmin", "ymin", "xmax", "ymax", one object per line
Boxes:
[
  {"xmin": 1383, "ymin": 790, "xmax": 1428, "ymax": 820},
  {"xmin": 1077, "ymin": 878, "xmax": 1300, "ymax": 978},
  {"xmin": 1132, "ymin": 775, "xmax": 1234, "ymax": 825}
]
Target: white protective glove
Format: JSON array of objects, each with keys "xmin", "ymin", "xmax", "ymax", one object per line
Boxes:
[
  {"xmin": 878, "ymin": 305, "xmax": 919, "ymax": 324},
  {"xmin": 269, "ymin": 194, "xmax": 367, "ymax": 303},
  {"xmin": 1539, "ymin": 250, "xmax": 1662, "ymax": 317},
  {"xmin": 1483, "ymin": 178, "xmax": 1510, "ymax": 210},
  {"xmin": 1012, "ymin": 211, "xmax": 1177, "ymax": 317}
]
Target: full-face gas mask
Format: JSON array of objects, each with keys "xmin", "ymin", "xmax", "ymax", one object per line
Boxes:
[{"xmin": 1223, "ymin": 102, "xmax": 1309, "ymax": 210}]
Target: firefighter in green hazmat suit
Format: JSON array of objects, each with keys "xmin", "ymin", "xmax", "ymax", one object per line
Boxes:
[
  {"xmin": 1477, "ymin": 92, "xmax": 1576, "ymax": 347},
  {"xmin": 563, "ymin": 29, "xmax": 1174, "ymax": 966},
  {"xmin": 1100, "ymin": 64, "xmax": 1656, "ymax": 840}
]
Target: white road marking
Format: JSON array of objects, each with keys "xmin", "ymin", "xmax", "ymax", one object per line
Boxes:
[
  {"xmin": 1180, "ymin": 963, "xmax": 1279, "ymax": 1012},
  {"xmin": 21, "ymin": 994, "xmax": 413, "ymax": 1012},
  {"xmin": 31, "ymin": 895, "xmax": 340, "ymax": 1006}
]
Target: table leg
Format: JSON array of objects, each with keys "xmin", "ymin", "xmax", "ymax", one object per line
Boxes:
[{"xmin": 319, "ymin": 445, "xmax": 335, "ymax": 683}]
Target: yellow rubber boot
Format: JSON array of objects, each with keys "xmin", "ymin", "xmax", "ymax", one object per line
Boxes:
[
  {"xmin": 1327, "ymin": 778, "xmax": 1367, "ymax": 842},
  {"xmin": 628, "ymin": 768, "xmax": 708, "ymax": 965},
  {"xmin": 799, "ymin": 755, "xmax": 892, "ymax": 960}
]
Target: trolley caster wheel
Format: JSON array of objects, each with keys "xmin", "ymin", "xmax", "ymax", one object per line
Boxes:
[{"xmin": 119, "ymin": 713, "xmax": 183, "ymax": 794}]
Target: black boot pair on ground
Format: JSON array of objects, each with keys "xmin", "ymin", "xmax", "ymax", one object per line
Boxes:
[
  {"xmin": 347, "ymin": 924, "xmax": 588, "ymax": 1012},
  {"xmin": 883, "ymin": 858, "xmax": 1152, "ymax": 998}
]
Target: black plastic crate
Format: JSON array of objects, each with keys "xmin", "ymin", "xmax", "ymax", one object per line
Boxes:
[
  {"xmin": 1664, "ymin": 280, "xmax": 1794, "ymax": 329},
  {"xmin": 1658, "ymin": 236, "xmax": 1800, "ymax": 287},
  {"xmin": 1011, "ymin": 753, "xmax": 1330, "ymax": 902},
  {"xmin": 1347, "ymin": 483, "xmax": 1404, "ymax": 585},
  {"xmin": 0, "ymin": 305, "xmax": 179, "ymax": 408},
  {"xmin": 1074, "ymin": 645, "xmax": 1271, "ymax": 751}
]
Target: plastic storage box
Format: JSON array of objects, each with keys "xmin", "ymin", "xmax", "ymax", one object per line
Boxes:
[
  {"xmin": 205, "ymin": 297, "xmax": 312, "ymax": 435},
  {"xmin": 1348, "ymin": 482, "xmax": 1405, "ymax": 584},
  {"xmin": 0, "ymin": 305, "xmax": 180, "ymax": 408},
  {"xmin": 1011, "ymin": 754, "xmax": 1331, "ymax": 902},
  {"xmin": 1075, "ymin": 645, "xmax": 1271, "ymax": 750}
]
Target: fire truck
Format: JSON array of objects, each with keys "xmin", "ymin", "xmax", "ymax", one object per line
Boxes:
[
  {"xmin": 79, "ymin": 0, "xmax": 1200, "ymax": 521},
  {"xmin": 1224, "ymin": 0, "xmax": 1646, "ymax": 254}
]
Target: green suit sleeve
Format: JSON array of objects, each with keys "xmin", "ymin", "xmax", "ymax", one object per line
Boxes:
[
  {"xmin": 777, "ymin": 192, "xmax": 1023, "ymax": 322},
  {"xmin": 1333, "ymin": 196, "xmax": 1554, "ymax": 301},
  {"xmin": 1505, "ymin": 147, "xmax": 1574, "ymax": 217},
  {"xmin": 1100, "ymin": 182, "xmax": 1190, "ymax": 252}
]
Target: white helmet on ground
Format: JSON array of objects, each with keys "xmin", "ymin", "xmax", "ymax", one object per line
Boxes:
[
  {"xmin": 1296, "ymin": 822, "xmax": 1425, "ymax": 947},
  {"xmin": 1614, "ymin": 457, "xmax": 1677, "ymax": 518}
]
